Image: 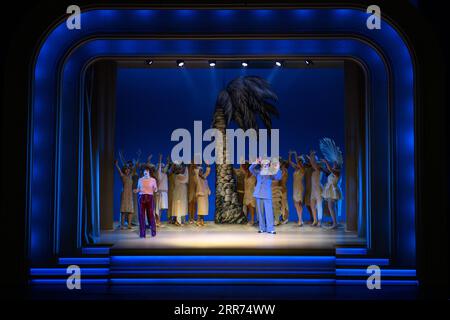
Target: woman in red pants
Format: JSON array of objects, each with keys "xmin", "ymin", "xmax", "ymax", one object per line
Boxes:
[{"xmin": 134, "ymin": 165, "xmax": 158, "ymax": 238}]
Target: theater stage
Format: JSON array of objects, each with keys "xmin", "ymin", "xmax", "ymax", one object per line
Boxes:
[{"xmin": 99, "ymin": 223, "xmax": 365, "ymax": 255}]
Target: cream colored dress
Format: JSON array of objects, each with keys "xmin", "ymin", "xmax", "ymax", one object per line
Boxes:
[
  {"xmin": 195, "ymin": 167, "xmax": 211, "ymax": 216},
  {"xmin": 293, "ymin": 169, "xmax": 305, "ymax": 203},
  {"xmin": 322, "ymin": 173, "xmax": 342, "ymax": 200},
  {"xmin": 311, "ymin": 169, "xmax": 323, "ymax": 201},
  {"xmin": 172, "ymin": 169, "xmax": 189, "ymax": 217},
  {"xmin": 243, "ymin": 174, "xmax": 256, "ymax": 207}
]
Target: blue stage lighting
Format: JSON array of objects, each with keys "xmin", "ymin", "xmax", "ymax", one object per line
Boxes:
[
  {"xmin": 177, "ymin": 60, "xmax": 185, "ymax": 67},
  {"xmin": 242, "ymin": 61, "xmax": 248, "ymax": 67},
  {"xmin": 275, "ymin": 61, "xmax": 282, "ymax": 67},
  {"xmin": 209, "ymin": 60, "xmax": 216, "ymax": 67}
]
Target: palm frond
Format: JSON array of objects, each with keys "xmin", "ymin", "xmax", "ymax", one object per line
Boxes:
[{"xmin": 222, "ymin": 76, "xmax": 279, "ymax": 130}]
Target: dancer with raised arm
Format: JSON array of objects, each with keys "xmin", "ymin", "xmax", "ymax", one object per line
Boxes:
[
  {"xmin": 155, "ymin": 154, "xmax": 169, "ymax": 227},
  {"xmin": 195, "ymin": 161, "xmax": 211, "ymax": 226},
  {"xmin": 242, "ymin": 162, "xmax": 256, "ymax": 225},
  {"xmin": 172, "ymin": 163, "xmax": 189, "ymax": 226},
  {"xmin": 188, "ymin": 163, "xmax": 198, "ymax": 224},
  {"xmin": 250, "ymin": 158, "xmax": 282, "ymax": 234},
  {"xmin": 289, "ymin": 151, "xmax": 306, "ymax": 226},
  {"xmin": 134, "ymin": 164, "xmax": 158, "ymax": 238},
  {"xmin": 114, "ymin": 159, "xmax": 134, "ymax": 230},
  {"xmin": 320, "ymin": 138, "xmax": 343, "ymax": 229}
]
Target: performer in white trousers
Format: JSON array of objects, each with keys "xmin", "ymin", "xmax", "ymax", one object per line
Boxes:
[{"xmin": 249, "ymin": 158, "xmax": 282, "ymax": 234}]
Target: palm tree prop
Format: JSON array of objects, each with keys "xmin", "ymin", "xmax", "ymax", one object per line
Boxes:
[{"xmin": 212, "ymin": 76, "xmax": 279, "ymax": 223}]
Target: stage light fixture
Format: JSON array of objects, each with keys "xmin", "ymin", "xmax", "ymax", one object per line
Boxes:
[
  {"xmin": 209, "ymin": 60, "xmax": 216, "ymax": 67},
  {"xmin": 242, "ymin": 61, "xmax": 248, "ymax": 67},
  {"xmin": 177, "ymin": 60, "xmax": 185, "ymax": 67},
  {"xmin": 275, "ymin": 61, "xmax": 282, "ymax": 67},
  {"xmin": 305, "ymin": 60, "xmax": 313, "ymax": 65},
  {"xmin": 145, "ymin": 59, "xmax": 153, "ymax": 65}
]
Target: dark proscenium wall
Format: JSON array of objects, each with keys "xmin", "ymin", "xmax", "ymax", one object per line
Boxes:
[{"xmin": 114, "ymin": 65, "xmax": 345, "ymax": 222}]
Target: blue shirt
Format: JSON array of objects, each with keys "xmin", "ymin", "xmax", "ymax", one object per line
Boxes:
[{"xmin": 249, "ymin": 163, "xmax": 282, "ymax": 199}]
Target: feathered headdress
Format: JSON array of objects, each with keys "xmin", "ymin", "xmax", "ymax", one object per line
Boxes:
[{"xmin": 319, "ymin": 138, "xmax": 343, "ymax": 167}]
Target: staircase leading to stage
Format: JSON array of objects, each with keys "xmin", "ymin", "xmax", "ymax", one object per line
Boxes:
[{"xmin": 29, "ymin": 245, "xmax": 417, "ymax": 286}]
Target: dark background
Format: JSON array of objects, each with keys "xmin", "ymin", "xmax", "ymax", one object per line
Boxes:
[
  {"xmin": 1, "ymin": 0, "xmax": 448, "ymax": 300},
  {"xmin": 114, "ymin": 66, "xmax": 345, "ymax": 222}
]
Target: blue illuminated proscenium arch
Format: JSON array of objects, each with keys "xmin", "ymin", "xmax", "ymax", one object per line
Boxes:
[{"xmin": 28, "ymin": 8, "xmax": 415, "ymax": 266}]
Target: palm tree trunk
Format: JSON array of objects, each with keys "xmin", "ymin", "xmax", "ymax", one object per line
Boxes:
[{"xmin": 212, "ymin": 107, "xmax": 247, "ymax": 224}]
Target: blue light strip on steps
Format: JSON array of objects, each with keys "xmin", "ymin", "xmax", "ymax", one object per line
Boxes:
[
  {"xmin": 82, "ymin": 247, "xmax": 110, "ymax": 255},
  {"xmin": 336, "ymin": 269, "xmax": 416, "ymax": 277},
  {"xmin": 110, "ymin": 278, "xmax": 336, "ymax": 285},
  {"xmin": 336, "ymin": 258, "xmax": 389, "ymax": 266},
  {"xmin": 30, "ymin": 279, "xmax": 108, "ymax": 284},
  {"xmin": 30, "ymin": 268, "xmax": 110, "ymax": 276},
  {"xmin": 58, "ymin": 257, "xmax": 110, "ymax": 265},
  {"xmin": 335, "ymin": 248, "xmax": 368, "ymax": 255},
  {"xmin": 336, "ymin": 279, "xmax": 418, "ymax": 286}
]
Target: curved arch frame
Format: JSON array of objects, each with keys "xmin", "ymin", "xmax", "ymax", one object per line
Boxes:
[{"xmin": 27, "ymin": 8, "xmax": 416, "ymax": 267}]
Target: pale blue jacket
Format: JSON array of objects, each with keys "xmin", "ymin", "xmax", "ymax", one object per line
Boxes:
[{"xmin": 249, "ymin": 163, "xmax": 282, "ymax": 200}]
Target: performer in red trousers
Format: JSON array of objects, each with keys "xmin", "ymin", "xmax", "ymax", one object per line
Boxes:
[{"xmin": 134, "ymin": 164, "xmax": 158, "ymax": 238}]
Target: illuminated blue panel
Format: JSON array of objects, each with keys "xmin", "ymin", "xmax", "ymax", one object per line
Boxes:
[
  {"xmin": 336, "ymin": 269, "xmax": 416, "ymax": 277},
  {"xmin": 335, "ymin": 248, "xmax": 368, "ymax": 255},
  {"xmin": 30, "ymin": 268, "xmax": 109, "ymax": 276}
]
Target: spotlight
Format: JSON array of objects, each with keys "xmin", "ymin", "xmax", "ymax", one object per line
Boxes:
[
  {"xmin": 275, "ymin": 61, "xmax": 282, "ymax": 67},
  {"xmin": 177, "ymin": 60, "xmax": 185, "ymax": 67},
  {"xmin": 305, "ymin": 60, "xmax": 313, "ymax": 65},
  {"xmin": 209, "ymin": 60, "xmax": 216, "ymax": 67},
  {"xmin": 145, "ymin": 59, "xmax": 153, "ymax": 65},
  {"xmin": 242, "ymin": 61, "xmax": 248, "ymax": 67}
]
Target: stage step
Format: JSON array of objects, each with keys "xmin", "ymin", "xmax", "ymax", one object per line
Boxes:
[
  {"xmin": 29, "ymin": 248, "xmax": 417, "ymax": 286},
  {"xmin": 109, "ymin": 255, "xmax": 336, "ymax": 279},
  {"xmin": 81, "ymin": 247, "xmax": 110, "ymax": 256}
]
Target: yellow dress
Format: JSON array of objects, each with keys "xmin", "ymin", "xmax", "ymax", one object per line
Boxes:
[{"xmin": 293, "ymin": 169, "xmax": 305, "ymax": 203}]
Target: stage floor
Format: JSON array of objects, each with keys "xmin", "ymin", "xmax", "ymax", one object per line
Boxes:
[{"xmin": 99, "ymin": 222, "xmax": 365, "ymax": 254}]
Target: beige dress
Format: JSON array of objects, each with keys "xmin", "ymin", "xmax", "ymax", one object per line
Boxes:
[
  {"xmin": 304, "ymin": 167, "xmax": 313, "ymax": 206},
  {"xmin": 196, "ymin": 167, "xmax": 211, "ymax": 216},
  {"xmin": 322, "ymin": 173, "xmax": 342, "ymax": 200},
  {"xmin": 172, "ymin": 169, "xmax": 189, "ymax": 217},
  {"xmin": 120, "ymin": 175, "xmax": 134, "ymax": 213},
  {"xmin": 293, "ymin": 168, "xmax": 305, "ymax": 203},
  {"xmin": 243, "ymin": 174, "xmax": 256, "ymax": 207},
  {"xmin": 188, "ymin": 165, "xmax": 198, "ymax": 203},
  {"xmin": 311, "ymin": 169, "xmax": 323, "ymax": 201}
]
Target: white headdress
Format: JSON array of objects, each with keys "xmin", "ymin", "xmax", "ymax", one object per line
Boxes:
[{"xmin": 319, "ymin": 137, "xmax": 343, "ymax": 167}]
